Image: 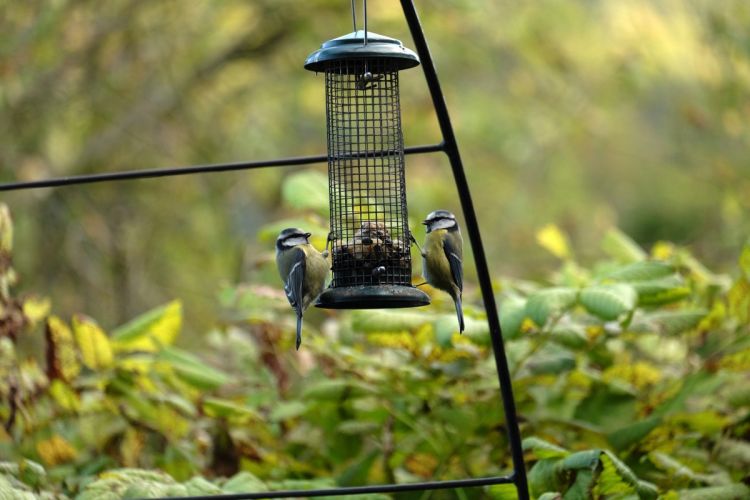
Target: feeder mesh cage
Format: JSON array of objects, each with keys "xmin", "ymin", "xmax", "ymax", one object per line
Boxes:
[{"xmin": 325, "ymin": 58, "xmax": 412, "ymax": 288}]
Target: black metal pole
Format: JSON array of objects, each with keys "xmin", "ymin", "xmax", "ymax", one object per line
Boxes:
[
  {"xmin": 399, "ymin": 1, "xmax": 530, "ymax": 498},
  {"xmin": 0, "ymin": 143, "xmax": 443, "ymax": 192},
  {"xmin": 167, "ymin": 475, "xmax": 514, "ymax": 500}
]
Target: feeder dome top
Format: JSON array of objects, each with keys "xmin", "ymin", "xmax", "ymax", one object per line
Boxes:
[{"xmin": 304, "ymin": 30, "xmax": 420, "ymax": 72}]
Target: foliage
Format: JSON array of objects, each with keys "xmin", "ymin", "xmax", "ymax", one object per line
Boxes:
[
  {"xmin": 2, "ymin": 0, "xmax": 750, "ymax": 334},
  {"xmin": 1, "ymin": 200, "xmax": 749, "ymax": 499}
]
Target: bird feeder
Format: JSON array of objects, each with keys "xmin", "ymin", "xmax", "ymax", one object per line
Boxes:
[{"xmin": 305, "ymin": 31, "xmax": 430, "ymax": 309}]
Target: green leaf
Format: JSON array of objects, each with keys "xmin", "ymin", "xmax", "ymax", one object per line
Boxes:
[
  {"xmin": 522, "ymin": 437, "xmax": 569, "ymax": 459},
  {"xmin": 678, "ymin": 484, "xmax": 750, "ymax": 500},
  {"xmin": 159, "ymin": 346, "xmax": 229, "ymax": 390},
  {"xmin": 739, "ymin": 241, "xmax": 750, "ymax": 280},
  {"xmin": 563, "ymin": 469, "xmax": 594, "ymax": 500},
  {"xmin": 183, "ymin": 477, "xmax": 223, "ymax": 495},
  {"xmin": 488, "ymin": 483, "xmax": 521, "ymax": 499},
  {"xmin": 607, "ymin": 415, "xmax": 661, "ymax": 451},
  {"xmin": 715, "ymin": 438, "xmax": 750, "ymax": 469},
  {"xmin": 631, "ymin": 277, "xmax": 691, "ymax": 306},
  {"xmin": 302, "ymin": 379, "xmax": 378, "ymax": 401},
  {"xmin": 269, "ymin": 401, "xmax": 308, "ymax": 421},
  {"xmin": 528, "ymin": 459, "xmax": 564, "ymax": 497},
  {"xmin": 580, "ymin": 284, "xmax": 637, "ymax": 320},
  {"xmin": 574, "ymin": 384, "xmax": 637, "ymax": 430},
  {"xmin": 646, "ymin": 310, "xmax": 707, "ymax": 336},
  {"xmin": 351, "ymin": 309, "xmax": 428, "ymax": 332},
  {"xmin": 605, "ymin": 261, "xmax": 675, "ymax": 282},
  {"xmin": 202, "ymin": 398, "xmax": 259, "ymax": 420},
  {"xmin": 559, "ymin": 450, "xmax": 600, "ymax": 471},
  {"xmin": 549, "ymin": 324, "xmax": 588, "ymax": 349},
  {"xmin": 537, "ymin": 494, "xmax": 562, "ymax": 500},
  {"xmin": 281, "ymin": 170, "xmax": 329, "ymax": 213},
  {"xmin": 597, "ymin": 452, "xmax": 658, "ymax": 499},
  {"xmin": 648, "ymin": 452, "xmax": 700, "ymax": 482},
  {"xmin": 602, "ymin": 228, "xmax": 646, "ymax": 263},
  {"xmin": 112, "ymin": 300, "xmax": 182, "ymax": 352},
  {"xmin": 500, "ymin": 296, "xmax": 526, "ymax": 339},
  {"xmin": 525, "ymin": 346, "xmax": 576, "ymax": 375},
  {"xmin": 17, "ymin": 459, "xmax": 46, "ymax": 489},
  {"xmin": 337, "ymin": 449, "xmax": 379, "ymax": 487},
  {"xmin": 337, "ymin": 421, "xmax": 380, "ymax": 435},
  {"xmin": 221, "ymin": 472, "xmax": 268, "ymax": 493},
  {"xmin": 525, "ymin": 287, "xmax": 577, "ymax": 326}
]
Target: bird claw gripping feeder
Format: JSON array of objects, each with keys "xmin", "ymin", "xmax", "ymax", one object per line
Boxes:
[{"xmin": 305, "ymin": 30, "xmax": 430, "ymax": 309}]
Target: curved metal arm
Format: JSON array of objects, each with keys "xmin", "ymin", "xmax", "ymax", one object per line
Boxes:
[{"xmin": 399, "ymin": 1, "xmax": 530, "ymax": 498}]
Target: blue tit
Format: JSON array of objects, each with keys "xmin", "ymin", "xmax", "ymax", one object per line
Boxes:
[
  {"xmin": 276, "ymin": 228, "xmax": 330, "ymax": 349},
  {"xmin": 422, "ymin": 210, "xmax": 464, "ymax": 333}
]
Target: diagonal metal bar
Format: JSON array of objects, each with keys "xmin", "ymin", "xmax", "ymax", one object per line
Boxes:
[
  {"xmin": 0, "ymin": 143, "xmax": 444, "ymax": 192},
  {"xmin": 167, "ymin": 474, "xmax": 515, "ymax": 500},
  {"xmin": 400, "ymin": 1, "xmax": 530, "ymax": 498}
]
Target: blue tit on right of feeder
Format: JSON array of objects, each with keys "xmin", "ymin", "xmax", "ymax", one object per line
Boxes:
[{"xmin": 421, "ymin": 210, "xmax": 464, "ymax": 333}]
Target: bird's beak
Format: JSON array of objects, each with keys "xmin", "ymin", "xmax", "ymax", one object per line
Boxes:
[
  {"xmin": 421, "ymin": 220, "xmax": 428, "ymax": 225},
  {"xmin": 305, "ymin": 232, "xmax": 312, "ymax": 238}
]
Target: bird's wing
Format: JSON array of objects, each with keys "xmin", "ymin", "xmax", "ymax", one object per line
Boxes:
[
  {"xmin": 284, "ymin": 248, "xmax": 306, "ymax": 318},
  {"xmin": 443, "ymin": 237, "xmax": 463, "ymax": 293}
]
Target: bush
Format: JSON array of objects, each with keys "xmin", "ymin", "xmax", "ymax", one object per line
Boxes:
[{"xmin": 1, "ymin": 204, "xmax": 749, "ymax": 499}]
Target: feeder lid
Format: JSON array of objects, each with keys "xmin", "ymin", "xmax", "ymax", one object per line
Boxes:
[{"xmin": 304, "ymin": 30, "xmax": 420, "ymax": 72}]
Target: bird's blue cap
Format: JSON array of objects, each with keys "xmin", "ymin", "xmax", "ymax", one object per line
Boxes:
[{"xmin": 423, "ymin": 210, "xmax": 456, "ymax": 224}]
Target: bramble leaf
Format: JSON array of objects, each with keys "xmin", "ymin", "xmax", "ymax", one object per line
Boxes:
[
  {"xmin": 112, "ymin": 300, "xmax": 182, "ymax": 352},
  {"xmin": 580, "ymin": 284, "xmax": 637, "ymax": 320},
  {"xmin": 72, "ymin": 315, "xmax": 113, "ymax": 370}
]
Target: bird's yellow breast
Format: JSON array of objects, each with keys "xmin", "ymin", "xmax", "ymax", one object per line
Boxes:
[{"xmin": 423, "ymin": 229, "xmax": 452, "ymax": 291}]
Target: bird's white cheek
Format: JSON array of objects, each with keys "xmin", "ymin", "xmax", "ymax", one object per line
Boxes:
[
  {"xmin": 430, "ymin": 219, "xmax": 456, "ymax": 231},
  {"xmin": 285, "ymin": 237, "xmax": 308, "ymax": 247}
]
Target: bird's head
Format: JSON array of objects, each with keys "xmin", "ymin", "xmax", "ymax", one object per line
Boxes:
[
  {"xmin": 276, "ymin": 228, "xmax": 311, "ymax": 251},
  {"xmin": 423, "ymin": 210, "xmax": 458, "ymax": 233}
]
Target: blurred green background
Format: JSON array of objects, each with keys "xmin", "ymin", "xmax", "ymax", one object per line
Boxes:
[{"xmin": 2, "ymin": 0, "xmax": 749, "ymax": 336}]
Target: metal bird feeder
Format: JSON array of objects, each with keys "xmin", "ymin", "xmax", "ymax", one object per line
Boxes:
[{"xmin": 305, "ymin": 30, "xmax": 430, "ymax": 309}]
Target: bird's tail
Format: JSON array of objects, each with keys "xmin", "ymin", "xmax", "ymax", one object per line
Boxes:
[
  {"xmin": 295, "ymin": 314, "xmax": 303, "ymax": 350},
  {"xmin": 454, "ymin": 294, "xmax": 465, "ymax": 334}
]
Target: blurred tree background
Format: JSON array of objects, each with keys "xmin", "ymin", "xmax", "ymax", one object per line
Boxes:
[
  {"xmin": 2, "ymin": 0, "xmax": 748, "ymax": 335},
  {"xmin": 2, "ymin": 1, "xmax": 750, "ymax": 498}
]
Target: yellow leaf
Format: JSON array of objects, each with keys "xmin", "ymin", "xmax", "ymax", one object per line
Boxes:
[
  {"xmin": 46, "ymin": 316, "xmax": 81, "ymax": 381},
  {"xmin": 120, "ymin": 429, "xmax": 144, "ymax": 467},
  {"xmin": 404, "ymin": 453, "xmax": 438, "ymax": 478},
  {"xmin": 49, "ymin": 380, "xmax": 80, "ymax": 412},
  {"xmin": 112, "ymin": 300, "xmax": 182, "ymax": 352},
  {"xmin": 72, "ymin": 315, "xmax": 113, "ymax": 369},
  {"xmin": 536, "ymin": 224, "xmax": 571, "ymax": 260},
  {"xmin": 720, "ymin": 348, "xmax": 750, "ymax": 372},
  {"xmin": 728, "ymin": 278, "xmax": 750, "ymax": 324},
  {"xmin": 0, "ymin": 204, "xmax": 12, "ymax": 253},
  {"xmin": 36, "ymin": 435, "xmax": 77, "ymax": 466},
  {"xmin": 651, "ymin": 241, "xmax": 674, "ymax": 260},
  {"xmin": 603, "ymin": 361, "xmax": 661, "ymax": 388},
  {"xmin": 23, "ymin": 296, "xmax": 51, "ymax": 325}
]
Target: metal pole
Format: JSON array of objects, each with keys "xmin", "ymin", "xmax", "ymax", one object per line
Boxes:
[
  {"xmin": 398, "ymin": 1, "xmax": 530, "ymax": 497},
  {"xmin": 0, "ymin": 144, "xmax": 443, "ymax": 192}
]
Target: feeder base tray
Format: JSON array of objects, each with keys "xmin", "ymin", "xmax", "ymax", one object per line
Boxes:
[{"xmin": 315, "ymin": 284, "xmax": 430, "ymax": 309}]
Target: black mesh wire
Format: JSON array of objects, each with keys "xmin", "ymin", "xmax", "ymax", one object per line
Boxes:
[{"xmin": 325, "ymin": 58, "xmax": 412, "ymax": 288}]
